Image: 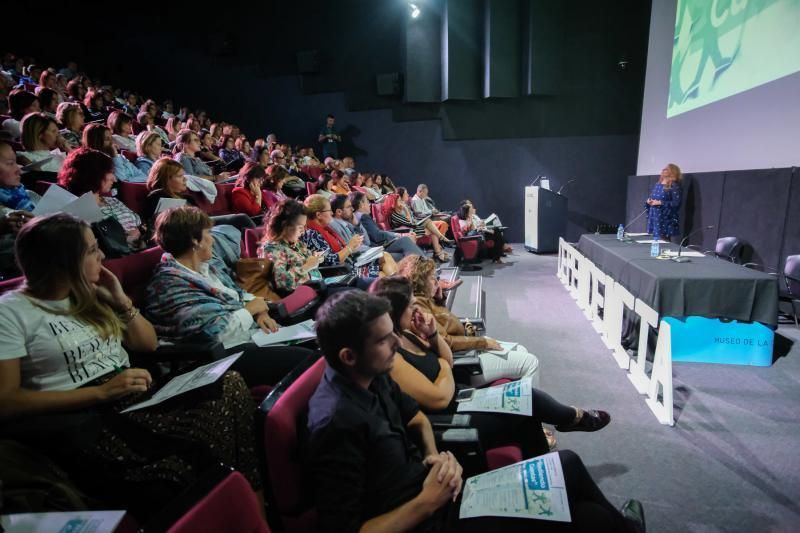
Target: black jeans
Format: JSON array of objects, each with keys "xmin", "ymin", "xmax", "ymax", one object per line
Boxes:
[
  {"xmin": 446, "ymin": 450, "xmax": 631, "ymax": 532},
  {"xmin": 438, "ymin": 388, "xmax": 577, "ymax": 459}
]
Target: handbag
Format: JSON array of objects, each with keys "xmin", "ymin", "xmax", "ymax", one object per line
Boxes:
[
  {"xmin": 236, "ymin": 258, "xmax": 280, "ymax": 301},
  {"xmin": 91, "ymin": 217, "xmax": 131, "ymax": 258}
]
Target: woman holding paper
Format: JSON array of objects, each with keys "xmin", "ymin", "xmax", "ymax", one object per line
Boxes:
[
  {"xmin": 143, "ymin": 158, "xmax": 254, "ymax": 230},
  {"xmin": 58, "ymin": 147, "xmax": 147, "ymax": 250},
  {"xmin": 371, "ymin": 277, "xmax": 611, "ymax": 457},
  {"xmin": 145, "ymin": 206, "xmax": 312, "ymax": 386},
  {"xmin": 0, "ymin": 213, "xmax": 266, "ymax": 521},
  {"xmin": 386, "ymin": 188, "xmax": 451, "ymax": 262},
  {"xmin": 398, "ymin": 255, "xmax": 539, "ymax": 385},
  {"xmin": 456, "ymin": 202, "xmax": 506, "ymax": 263}
]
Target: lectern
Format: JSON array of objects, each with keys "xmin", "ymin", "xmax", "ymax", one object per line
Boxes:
[{"xmin": 524, "ymin": 186, "xmax": 567, "ymax": 253}]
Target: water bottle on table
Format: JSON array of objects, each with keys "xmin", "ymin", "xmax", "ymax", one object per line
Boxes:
[
  {"xmin": 617, "ymin": 224, "xmax": 624, "ymax": 241},
  {"xmin": 650, "ymin": 233, "xmax": 660, "ymax": 257}
]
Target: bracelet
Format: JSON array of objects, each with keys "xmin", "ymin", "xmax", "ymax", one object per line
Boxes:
[
  {"xmin": 426, "ymin": 330, "xmax": 439, "ymax": 341},
  {"xmin": 117, "ymin": 305, "xmax": 140, "ymax": 324}
]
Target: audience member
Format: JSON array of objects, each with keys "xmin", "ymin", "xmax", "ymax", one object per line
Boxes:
[
  {"xmin": 56, "ymin": 102, "xmax": 84, "ymax": 151},
  {"xmin": 350, "ymin": 190, "xmax": 424, "ymax": 260},
  {"xmin": 231, "ymin": 161, "xmax": 268, "ymax": 218},
  {"xmin": 107, "ymin": 110, "xmax": 137, "ymax": 152},
  {"xmin": 3, "ymin": 89, "xmax": 40, "ymax": 140},
  {"xmin": 457, "ymin": 202, "xmax": 504, "ymax": 263},
  {"xmin": 259, "ymin": 199, "xmax": 326, "ymax": 294},
  {"xmin": 398, "ymin": 255, "xmax": 540, "ymax": 383},
  {"xmin": 386, "ymin": 188, "xmax": 450, "ymax": 262},
  {"xmin": 173, "ymin": 129, "xmax": 230, "ymax": 183},
  {"xmin": 134, "ymin": 130, "xmax": 163, "ymax": 174},
  {"xmin": 328, "ymin": 193, "xmax": 399, "ymax": 277},
  {"xmin": 144, "ymin": 206, "xmax": 312, "ymax": 385},
  {"xmin": 263, "ymin": 165, "xmax": 290, "ymax": 206},
  {"xmin": 82, "ymin": 123, "xmax": 147, "ymax": 183},
  {"xmin": 17, "ymin": 113, "xmax": 66, "ymax": 172},
  {"xmin": 58, "ymin": 147, "xmax": 146, "ymax": 249},
  {"xmin": 0, "ymin": 140, "xmax": 36, "ymax": 276},
  {"xmin": 0, "ymin": 213, "xmax": 266, "ymax": 520}
]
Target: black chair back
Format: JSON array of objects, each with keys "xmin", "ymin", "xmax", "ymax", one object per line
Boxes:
[
  {"xmin": 784, "ymin": 255, "xmax": 800, "ymax": 296},
  {"xmin": 716, "ymin": 237, "xmax": 742, "ymax": 263}
]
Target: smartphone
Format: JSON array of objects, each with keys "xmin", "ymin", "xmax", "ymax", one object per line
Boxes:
[{"xmin": 455, "ymin": 388, "xmax": 475, "ymax": 402}]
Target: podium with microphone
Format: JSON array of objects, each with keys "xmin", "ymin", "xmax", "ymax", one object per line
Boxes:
[{"xmin": 524, "ymin": 176, "xmax": 569, "ymax": 253}]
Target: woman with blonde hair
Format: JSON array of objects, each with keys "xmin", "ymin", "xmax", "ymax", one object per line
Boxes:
[
  {"xmin": 398, "ymin": 254, "xmax": 540, "ymax": 386},
  {"xmin": 56, "ymin": 102, "xmax": 84, "ymax": 151},
  {"xmin": 17, "ymin": 112, "xmax": 66, "ymax": 172},
  {"xmin": 0, "ymin": 213, "xmax": 266, "ymax": 521},
  {"xmin": 134, "ymin": 130, "xmax": 163, "ymax": 174},
  {"xmin": 646, "ymin": 163, "xmax": 682, "ymax": 240}
]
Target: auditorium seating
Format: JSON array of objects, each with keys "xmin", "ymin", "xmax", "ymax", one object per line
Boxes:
[
  {"xmin": 450, "ymin": 213, "xmax": 484, "ymax": 270},
  {"xmin": 166, "ymin": 472, "xmax": 270, "ymax": 533},
  {"xmin": 260, "ymin": 357, "xmax": 523, "ymax": 532}
]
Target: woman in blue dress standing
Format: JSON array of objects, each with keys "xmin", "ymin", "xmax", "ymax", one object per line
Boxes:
[{"xmin": 646, "ymin": 163, "xmax": 682, "ymax": 240}]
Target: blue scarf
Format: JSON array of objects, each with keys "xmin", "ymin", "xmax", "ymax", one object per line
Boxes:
[{"xmin": 0, "ymin": 185, "xmax": 35, "ymax": 212}]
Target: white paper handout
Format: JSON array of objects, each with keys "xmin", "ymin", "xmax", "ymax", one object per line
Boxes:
[
  {"xmin": 457, "ymin": 377, "xmax": 533, "ymax": 416},
  {"xmin": 32, "ymin": 186, "xmax": 104, "ymax": 223},
  {"xmin": 486, "ymin": 340, "xmax": 518, "ymax": 356},
  {"xmin": 354, "ymin": 246, "xmax": 384, "ymax": 267},
  {"xmin": 459, "ymin": 452, "xmax": 571, "ymax": 522},
  {"xmin": 623, "ymin": 232, "xmax": 649, "ymax": 237},
  {"xmin": 251, "ymin": 319, "xmax": 316, "ymax": 347},
  {"xmin": 121, "ymin": 352, "xmax": 242, "ymax": 413},
  {"xmin": 64, "ymin": 193, "xmax": 104, "ymax": 223},
  {"xmin": 0, "ymin": 510, "xmax": 127, "ymax": 533},
  {"xmin": 662, "ymin": 249, "xmax": 705, "ymax": 258},
  {"xmin": 155, "ymin": 197, "xmax": 187, "ymax": 214},
  {"xmin": 32, "ymin": 184, "xmax": 76, "ymax": 216},
  {"xmin": 635, "ymin": 239, "xmax": 670, "ymax": 244},
  {"xmin": 484, "ymin": 213, "xmax": 502, "ymax": 227}
]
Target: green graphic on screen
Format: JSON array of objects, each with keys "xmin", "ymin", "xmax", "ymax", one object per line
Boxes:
[{"xmin": 667, "ymin": 0, "xmax": 800, "ymax": 118}]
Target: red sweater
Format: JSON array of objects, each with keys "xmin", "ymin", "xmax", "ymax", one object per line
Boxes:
[{"xmin": 231, "ymin": 187, "xmax": 266, "ymax": 216}]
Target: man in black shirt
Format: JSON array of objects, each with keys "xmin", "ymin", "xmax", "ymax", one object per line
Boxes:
[
  {"xmin": 308, "ymin": 291, "xmax": 645, "ymax": 533},
  {"xmin": 309, "ymin": 290, "xmax": 463, "ymax": 532}
]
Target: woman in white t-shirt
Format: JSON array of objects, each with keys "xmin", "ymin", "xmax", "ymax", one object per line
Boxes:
[{"xmin": 0, "ymin": 213, "xmax": 266, "ymax": 522}]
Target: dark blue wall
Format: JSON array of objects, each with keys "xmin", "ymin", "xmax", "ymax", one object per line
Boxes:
[{"xmin": 257, "ymin": 77, "xmax": 637, "ymax": 243}]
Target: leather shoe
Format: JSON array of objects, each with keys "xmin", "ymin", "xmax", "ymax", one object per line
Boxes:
[
  {"xmin": 620, "ymin": 499, "xmax": 646, "ymax": 533},
  {"xmin": 555, "ymin": 409, "xmax": 610, "ymax": 433}
]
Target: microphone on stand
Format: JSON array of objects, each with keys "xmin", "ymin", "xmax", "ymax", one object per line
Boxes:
[
  {"xmin": 620, "ymin": 208, "xmax": 648, "ymax": 241},
  {"xmin": 673, "ymin": 225, "xmax": 715, "ymax": 263},
  {"xmin": 530, "ymin": 175, "xmax": 543, "ymax": 186},
  {"xmin": 557, "ymin": 179, "xmax": 576, "ymax": 195}
]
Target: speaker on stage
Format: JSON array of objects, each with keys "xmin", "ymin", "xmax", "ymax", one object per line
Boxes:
[{"xmin": 524, "ymin": 185, "xmax": 567, "ymax": 253}]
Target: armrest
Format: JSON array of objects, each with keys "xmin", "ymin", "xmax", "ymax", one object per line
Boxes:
[
  {"xmin": 435, "ymin": 427, "xmax": 488, "ymax": 479},
  {"xmin": 318, "ymin": 264, "xmax": 351, "ymax": 276},
  {"xmin": 428, "ymin": 413, "xmax": 472, "ymax": 428},
  {"xmin": 457, "ymin": 234, "xmax": 483, "ymax": 243},
  {"xmin": 129, "ymin": 341, "xmax": 226, "ymax": 371},
  {"xmin": 743, "ymin": 262, "xmax": 778, "ymax": 274},
  {"xmin": 452, "ymin": 356, "xmax": 483, "ymax": 384}
]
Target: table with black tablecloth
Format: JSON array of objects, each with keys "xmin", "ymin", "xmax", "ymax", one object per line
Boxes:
[{"xmin": 577, "ymin": 234, "xmax": 779, "ymax": 327}]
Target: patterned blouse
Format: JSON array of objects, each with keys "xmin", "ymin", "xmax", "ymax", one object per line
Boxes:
[
  {"xmin": 100, "ymin": 197, "xmax": 142, "ymax": 232},
  {"xmin": 59, "ymin": 129, "xmax": 81, "ymax": 151},
  {"xmin": 300, "ymin": 228, "xmax": 381, "ymax": 277},
  {"xmin": 260, "ymin": 240, "xmax": 316, "ymax": 293}
]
